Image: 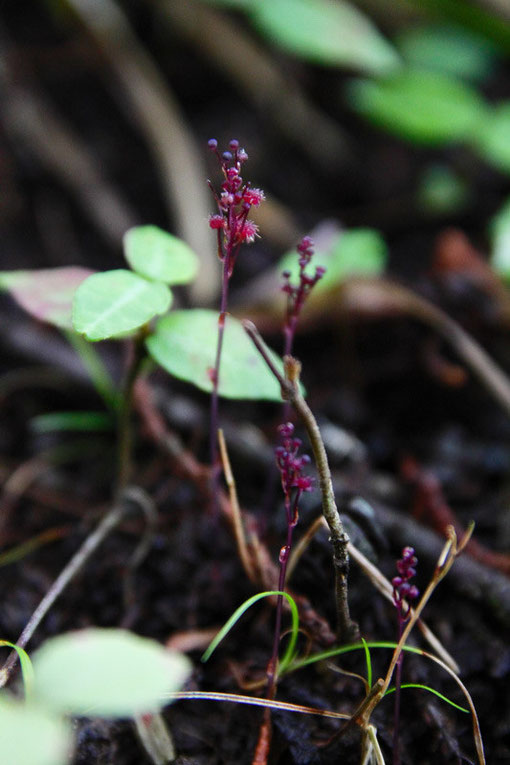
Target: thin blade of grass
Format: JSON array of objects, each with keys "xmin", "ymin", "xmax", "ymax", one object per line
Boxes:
[
  {"xmin": 384, "ymin": 683, "xmax": 468, "ymax": 713},
  {"xmin": 361, "ymin": 637, "xmax": 372, "ymax": 689},
  {"xmin": 0, "ymin": 641, "xmax": 34, "ymax": 699},
  {"xmin": 201, "ymin": 591, "xmax": 299, "ymax": 671}
]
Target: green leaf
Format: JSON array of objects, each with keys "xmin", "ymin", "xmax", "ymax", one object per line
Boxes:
[
  {"xmin": 473, "ymin": 102, "xmax": 510, "ymax": 175},
  {"xmin": 249, "ymin": 0, "xmax": 400, "ymax": 74},
  {"xmin": 202, "ymin": 591, "xmax": 299, "ymax": 673},
  {"xmin": 147, "ymin": 309, "xmax": 286, "ymax": 401},
  {"xmin": 489, "ymin": 196, "xmax": 510, "ymax": 280},
  {"xmin": 416, "ymin": 164, "xmax": 470, "ymax": 215},
  {"xmin": 72, "ymin": 270, "xmax": 172, "ymax": 341},
  {"xmin": 0, "ymin": 267, "xmax": 94, "ymax": 330},
  {"xmin": 124, "ymin": 226, "xmax": 199, "ymax": 285},
  {"xmin": 278, "ymin": 229, "xmax": 387, "ymax": 290},
  {"xmin": 347, "ymin": 69, "xmax": 486, "ymax": 145},
  {"xmin": 0, "ymin": 698, "xmax": 71, "ymax": 765},
  {"xmin": 0, "ymin": 640, "xmax": 35, "ymax": 700},
  {"xmin": 361, "ymin": 637, "xmax": 372, "ymax": 690},
  {"xmin": 30, "ymin": 411, "xmax": 114, "ymax": 434},
  {"xmin": 396, "ymin": 24, "xmax": 498, "ymax": 82},
  {"xmin": 384, "ymin": 683, "xmax": 468, "ymax": 713},
  {"xmin": 32, "ymin": 629, "xmax": 192, "ymax": 717},
  {"xmin": 198, "ymin": 0, "xmax": 253, "ymax": 6}
]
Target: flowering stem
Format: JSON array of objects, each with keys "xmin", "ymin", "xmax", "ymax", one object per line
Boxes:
[
  {"xmin": 243, "ymin": 320, "xmax": 359, "ymax": 644},
  {"xmin": 393, "ymin": 618, "xmax": 404, "ymax": 765},
  {"xmin": 209, "ymin": 258, "xmax": 231, "ymax": 501},
  {"xmin": 206, "ymin": 139, "xmax": 264, "ymax": 510}
]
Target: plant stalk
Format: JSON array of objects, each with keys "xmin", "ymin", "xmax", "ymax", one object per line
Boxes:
[
  {"xmin": 243, "ymin": 320, "xmax": 359, "ymax": 644},
  {"xmin": 116, "ymin": 325, "xmax": 150, "ymax": 496},
  {"xmin": 209, "ymin": 257, "xmax": 231, "ymax": 505}
]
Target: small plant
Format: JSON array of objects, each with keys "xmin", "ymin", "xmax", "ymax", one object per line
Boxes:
[
  {"xmin": 266, "ymin": 423, "xmax": 314, "ymax": 692},
  {"xmin": 391, "ymin": 546, "xmax": 420, "ymax": 765},
  {"xmin": 206, "ymin": 138, "xmax": 265, "ymax": 486},
  {"xmin": 0, "ymin": 128, "xmax": 491, "ymax": 765},
  {"xmin": 281, "ymin": 235, "xmax": 325, "ymax": 357}
]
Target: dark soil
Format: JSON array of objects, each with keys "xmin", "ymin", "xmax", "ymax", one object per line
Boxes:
[{"xmin": 1, "ymin": 3, "xmax": 510, "ymax": 764}]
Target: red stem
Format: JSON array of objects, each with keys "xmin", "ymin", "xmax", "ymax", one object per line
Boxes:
[
  {"xmin": 209, "ymin": 257, "xmax": 231, "ymax": 508},
  {"xmin": 265, "ymin": 491, "xmax": 300, "ymax": 700},
  {"xmin": 393, "ymin": 616, "xmax": 405, "ymax": 765}
]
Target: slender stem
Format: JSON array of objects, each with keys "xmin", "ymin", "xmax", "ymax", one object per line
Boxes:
[
  {"xmin": 116, "ymin": 325, "xmax": 149, "ymax": 496},
  {"xmin": 265, "ymin": 500, "xmax": 296, "ymax": 700},
  {"xmin": 243, "ymin": 320, "xmax": 359, "ymax": 644},
  {"xmin": 210, "ymin": 260, "xmax": 230, "ymax": 458},
  {"xmin": 209, "ymin": 259, "xmax": 231, "ymax": 510},
  {"xmin": 64, "ymin": 330, "xmax": 119, "ymax": 411},
  {"xmin": 392, "ymin": 619, "xmax": 404, "ymax": 765},
  {"xmin": 281, "ymin": 315, "xmax": 297, "ymax": 423}
]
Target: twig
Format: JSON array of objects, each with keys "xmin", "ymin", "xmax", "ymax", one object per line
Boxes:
[
  {"xmin": 0, "ymin": 487, "xmax": 151, "ymax": 686},
  {"xmin": 217, "ymin": 429, "xmax": 257, "ymax": 583},
  {"xmin": 243, "ymin": 320, "xmax": 359, "ymax": 644}
]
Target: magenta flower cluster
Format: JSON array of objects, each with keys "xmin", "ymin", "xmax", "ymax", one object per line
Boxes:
[
  {"xmin": 282, "ymin": 236, "xmax": 325, "ymax": 325},
  {"xmin": 275, "ymin": 423, "xmax": 314, "ymax": 521},
  {"xmin": 208, "ymin": 139, "xmax": 265, "ymax": 277},
  {"xmin": 392, "ymin": 546, "xmax": 419, "ymax": 619}
]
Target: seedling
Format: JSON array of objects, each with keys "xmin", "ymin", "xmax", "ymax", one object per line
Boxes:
[
  {"xmin": 0, "ymin": 221, "xmax": 286, "ymax": 493},
  {"xmin": 265, "ymin": 424, "xmax": 314, "ymax": 696},
  {"xmin": 390, "ymin": 547, "xmax": 420, "ymax": 765},
  {"xmin": 0, "ymin": 628, "xmax": 191, "ymax": 765}
]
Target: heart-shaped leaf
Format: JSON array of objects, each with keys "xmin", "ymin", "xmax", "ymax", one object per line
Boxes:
[
  {"xmin": 32, "ymin": 629, "xmax": 192, "ymax": 717},
  {"xmin": 347, "ymin": 69, "xmax": 486, "ymax": 145},
  {"xmin": 72, "ymin": 270, "xmax": 172, "ymax": 341},
  {"xmin": 0, "ymin": 698, "xmax": 71, "ymax": 765},
  {"xmin": 250, "ymin": 0, "xmax": 400, "ymax": 74},
  {"xmin": 124, "ymin": 226, "xmax": 199, "ymax": 285},
  {"xmin": 0, "ymin": 267, "xmax": 94, "ymax": 330},
  {"xmin": 147, "ymin": 309, "xmax": 286, "ymax": 401}
]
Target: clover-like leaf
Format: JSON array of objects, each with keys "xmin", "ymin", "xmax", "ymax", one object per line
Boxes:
[
  {"xmin": 124, "ymin": 225, "xmax": 199, "ymax": 285},
  {"xmin": 72, "ymin": 269, "xmax": 172, "ymax": 341},
  {"xmin": 347, "ymin": 69, "xmax": 486, "ymax": 145},
  {"xmin": 250, "ymin": 0, "xmax": 400, "ymax": 75},
  {"xmin": 32, "ymin": 629, "xmax": 192, "ymax": 718},
  {"xmin": 147, "ymin": 309, "xmax": 286, "ymax": 401},
  {"xmin": 0, "ymin": 698, "xmax": 71, "ymax": 765},
  {"xmin": 0, "ymin": 267, "xmax": 94, "ymax": 330}
]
